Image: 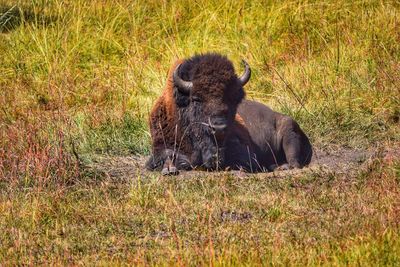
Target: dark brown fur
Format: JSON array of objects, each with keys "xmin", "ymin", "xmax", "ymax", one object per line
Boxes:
[{"xmin": 146, "ymin": 53, "xmax": 312, "ymax": 174}]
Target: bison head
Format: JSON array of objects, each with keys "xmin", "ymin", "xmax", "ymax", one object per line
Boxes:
[{"xmin": 172, "ymin": 53, "xmax": 251, "ymax": 170}]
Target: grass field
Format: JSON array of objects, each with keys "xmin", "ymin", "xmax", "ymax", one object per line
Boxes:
[{"xmin": 0, "ymin": 0, "xmax": 399, "ymax": 265}]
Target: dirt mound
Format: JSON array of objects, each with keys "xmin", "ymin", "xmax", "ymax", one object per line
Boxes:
[{"xmin": 86, "ymin": 144, "xmax": 399, "ymax": 180}]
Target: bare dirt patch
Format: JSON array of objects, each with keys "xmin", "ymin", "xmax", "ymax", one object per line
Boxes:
[{"xmin": 86, "ymin": 143, "xmax": 399, "ymax": 180}]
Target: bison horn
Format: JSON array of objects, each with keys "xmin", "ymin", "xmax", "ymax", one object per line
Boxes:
[
  {"xmin": 173, "ymin": 64, "xmax": 193, "ymax": 95},
  {"xmin": 238, "ymin": 60, "xmax": 251, "ymax": 86}
]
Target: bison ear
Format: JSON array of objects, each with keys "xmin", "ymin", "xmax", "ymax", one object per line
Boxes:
[{"xmin": 173, "ymin": 86, "xmax": 190, "ymax": 107}]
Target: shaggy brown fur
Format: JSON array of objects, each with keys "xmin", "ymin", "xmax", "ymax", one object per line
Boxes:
[
  {"xmin": 148, "ymin": 60, "xmax": 190, "ymax": 154},
  {"xmin": 146, "ymin": 53, "xmax": 312, "ymax": 174},
  {"xmin": 146, "ymin": 53, "xmax": 246, "ymax": 173}
]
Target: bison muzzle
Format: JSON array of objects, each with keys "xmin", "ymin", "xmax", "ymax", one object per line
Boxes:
[{"xmin": 146, "ymin": 53, "xmax": 312, "ymax": 175}]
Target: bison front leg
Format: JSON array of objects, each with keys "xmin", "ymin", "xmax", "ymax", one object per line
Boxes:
[
  {"xmin": 201, "ymin": 145, "xmax": 225, "ymax": 170},
  {"xmin": 188, "ymin": 128, "xmax": 225, "ymax": 170},
  {"xmin": 145, "ymin": 148, "xmax": 192, "ymax": 175},
  {"xmin": 191, "ymin": 132, "xmax": 225, "ymax": 170},
  {"xmin": 161, "ymin": 157, "xmax": 179, "ymax": 176}
]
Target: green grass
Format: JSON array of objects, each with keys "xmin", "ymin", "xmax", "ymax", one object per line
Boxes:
[{"xmin": 0, "ymin": 0, "xmax": 399, "ymax": 265}]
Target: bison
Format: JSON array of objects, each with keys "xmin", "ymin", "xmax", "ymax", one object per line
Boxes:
[{"xmin": 146, "ymin": 53, "xmax": 312, "ymax": 175}]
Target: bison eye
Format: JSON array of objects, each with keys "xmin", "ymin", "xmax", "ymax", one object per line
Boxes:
[{"xmin": 191, "ymin": 96, "xmax": 201, "ymax": 102}]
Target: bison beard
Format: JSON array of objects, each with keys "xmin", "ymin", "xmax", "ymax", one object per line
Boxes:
[
  {"xmin": 145, "ymin": 53, "xmax": 312, "ymax": 175},
  {"xmin": 179, "ymin": 100, "xmax": 226, "ymax": 170}
]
